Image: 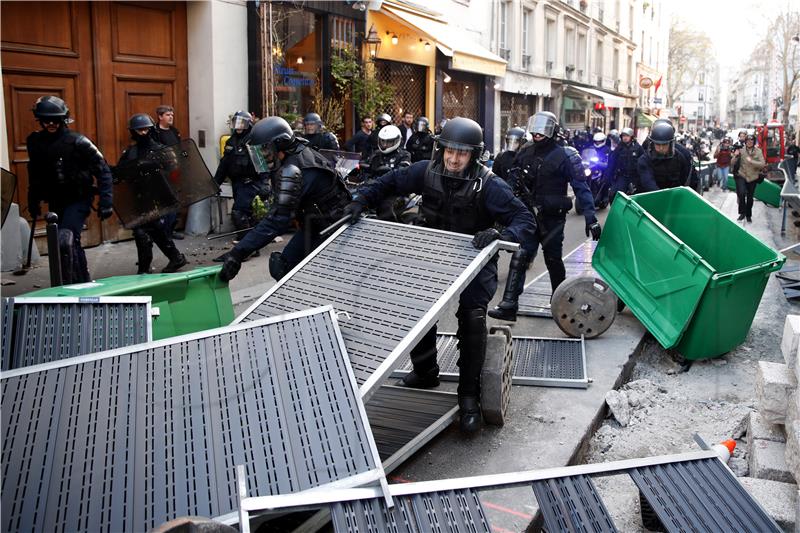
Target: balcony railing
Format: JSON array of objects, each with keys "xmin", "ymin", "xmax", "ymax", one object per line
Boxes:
[
  {"xmin": 500, "ymin": 48, "xmax": 511, "ymax": 61},
  {"xmin": 522, "ymin": 54, "xmax": 532, "ymax": 70}
]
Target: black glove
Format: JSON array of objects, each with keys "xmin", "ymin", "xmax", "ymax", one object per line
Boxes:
[
  {"xmin": 472, "ymin": 228, "xmax": 502, "ymax": 249},
  {"xmin": 98, "ymin": 205, "xmax": 114, "ymax": 220},
  {"xmin": 343, "ymin": 201, "xmax": 365, "ymax": 224},
  {"xmin": 585, "ymin": 218, "xmax": 602, "ymax": 240},
  {"xmin": 219, "ymin": 250, "xmax": 243, "ymax": 282}
]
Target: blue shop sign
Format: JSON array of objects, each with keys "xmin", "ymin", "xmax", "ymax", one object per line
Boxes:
[{"xmin": 275, "ymin": 65, "xmax": 315, "ymax": 87}]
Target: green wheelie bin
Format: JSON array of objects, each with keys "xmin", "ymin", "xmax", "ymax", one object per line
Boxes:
[
  {"xmin": 593, "ymin": 187, "xmax": 784, "ymax": 360},
  {"xmin": 24, "ymin": 266, "xmax": 233, "ymax": 340}
]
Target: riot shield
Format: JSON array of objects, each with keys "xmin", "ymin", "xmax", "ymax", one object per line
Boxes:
[
  {"xmin": 112, "ymin": 156, "xmax": 181, "ymax": 229},
  {"xmin": 318, "ymin": 149, "xmax": 362, "ymax": 180},
  {"xmin": 1, "ymin": 168, "xmax": 17, "ymax": 227},
  {"xmin": 167, "ymin": 138, "xmax": 219, "ymax": 206}
]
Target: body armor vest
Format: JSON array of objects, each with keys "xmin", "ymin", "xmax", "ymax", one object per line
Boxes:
[
  {"xmin": 651, "ymin": 153, "xmax": 685, "ymax": 189},
  {"xmin": 223, "ymin": 132, "xmax": 256, "ymax": 181},
  {"xmin": 28, "ymin": 130, "xmax": 93, "ymax": 201},
  {"xmin": 420, "ymin": 163, "xmax": 493, "ymax": 234},
  {"xmin": 520, "ymin": 142, "xmax": 570, "ymax": 200},
  {"xmin": 283, "ymin": 146, "xmax": 350, "ymax": 225}
]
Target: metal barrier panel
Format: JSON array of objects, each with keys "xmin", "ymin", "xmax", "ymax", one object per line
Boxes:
[
  {"xmin": 1, "ymin": 296, "xmax": 153, "ymax": 370},
  {"xmin": 1, "ymin": 307, "xmax": 385, "ymax": 532},
  {"xmin": 236, "ymin": 218, "xmax": 516, "ymax": 401},
  {"xmin": 518, "ymin": 240, "xmax": 599, "ymax": 317},
  {"xmin": 531, "ymin": 474, "xmax": 618, "ymax": 532},
  {"xmin": 391, "ymin": 334, "xmax": 588, "ymax": 388},
  {"xmin": 630, "ymin": 458, "xmax": 781, "ymax": 533}
]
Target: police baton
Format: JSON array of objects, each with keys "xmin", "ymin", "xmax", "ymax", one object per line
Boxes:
[
  {"xmin": 319, "ymin": 215, "xmax": 351, "ymax": 237},
  {"xmin": 206, "ymin": 228, "xmax": 254, "ymax": 241}
]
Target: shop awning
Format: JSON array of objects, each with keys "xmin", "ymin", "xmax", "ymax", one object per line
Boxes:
[
  {"xmin": 636, "ymin": 112, "xmax": 659, "ymax": 127},
  {"xmin": 565, "ymin": 85, "xmax": 626, "ymax": 109},
  {"xmin": 382, "ymin": 4, "xmax": 507, "ymax": 77}
]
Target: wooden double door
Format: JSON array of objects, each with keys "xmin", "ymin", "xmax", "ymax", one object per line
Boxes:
[{"xmin": 2, "ymin": 1, "xmax": 188, "ymax": 244}]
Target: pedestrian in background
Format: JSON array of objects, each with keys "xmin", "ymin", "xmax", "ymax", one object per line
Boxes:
[
  {"xmin": 397, "ymin": 111, "xmax": 414, "ymax": 148},
  {"xmin": 713, "ymin": 137, "xmax": 733, "ymax": 189},
  {"xmin": 152, "ymin": 104, "xmax": 183, "ymax": 239},
  {"xmin": 344, "ymin": 116, "xmax": 373, "ymax": 154},
  {"xmin": 731, "ymin": 134, "xmax": 765, "ymax": 223}
]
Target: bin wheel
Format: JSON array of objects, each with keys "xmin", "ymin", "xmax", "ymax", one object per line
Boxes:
[
  {"xmin": 639, "ymin": 490, "xmax": 666, "ymax": 532},
  {"xmin": 551, "ymin": 275, "xmax": 617, "ymax": 339}
]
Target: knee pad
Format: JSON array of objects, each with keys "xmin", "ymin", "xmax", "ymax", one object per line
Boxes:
[{"xmin": 268, "ymin": 251, "xmax": 290, "ymax": 281}]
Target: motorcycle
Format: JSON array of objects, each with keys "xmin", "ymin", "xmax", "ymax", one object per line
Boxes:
[{"xmin": 578, "ymin": 147, "xmax": 611, "ymax": 213}]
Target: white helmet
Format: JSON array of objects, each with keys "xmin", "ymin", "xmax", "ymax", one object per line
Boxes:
[
  {"xmin": 378, "ymin": 124, "xmax": 402, "ymax": 154},
  {"xmin": 593, "ymin": 132, "xmax": 606, "ymax": 147}
]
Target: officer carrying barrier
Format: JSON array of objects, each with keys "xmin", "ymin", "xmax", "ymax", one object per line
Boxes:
[{"xmin": 593, "ymin": 187, "xmax": 784, "ymax": 360}]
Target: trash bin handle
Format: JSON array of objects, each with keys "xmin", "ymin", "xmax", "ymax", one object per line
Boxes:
[{"xmin": 715, "ymin": 259, "xmax": 785, "ymax": 285}]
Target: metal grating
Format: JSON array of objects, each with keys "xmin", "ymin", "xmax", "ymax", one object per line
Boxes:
[
  {"xmin": 531, "ymin": 474, "xmax": 618, "ymax": 532},
  {"xmin": 391, "ymin": 333, "xmax": 588, "ymax": 388},
  {"xmin": 518, "ymin": 240, "xmax": 599, "ymax": 317},
  {"xmin": 365, "ymin": 385, "xmax": 459, "ymax": 472},
  {"xmin": 330, "ymin": 488, "xmax": 491, "ymax": 533},
  {"xmin": 1, "ymin": 307, "xmax": 385, "ymax": 532},
  {"xmin": 236, "ymin": 218, "xmax": 515, "ymax": 401},
  {"xmin": 375, "ymin": 60, "xmax": 426, "ymax": 120},
  {"xmin": 630, "ymin": 458, "xmax": 781, "ymax": 533},
  {"xmin": 1, "ymin": 297, "xmax": 153, "ymax": 370}
]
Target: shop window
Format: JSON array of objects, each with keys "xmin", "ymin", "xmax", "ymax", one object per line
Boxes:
[
  {"xmin": 375, "ymin": 60, "xmax": 426, "ymax": 121},
  {"xmin": 442, "ymin": 79, "xmax": 479, "ymax": 121},
  {"xmin": 500, "ymin": 93, "xmax": 533, "ymax": 135}
]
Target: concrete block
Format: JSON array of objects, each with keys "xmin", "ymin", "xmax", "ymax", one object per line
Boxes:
[
  {"xmin": 787, "ymin": 390, "xmax": 800, "ymax": 428},
  {"xmin": 785, "ymin": 422, "xmax": 800, "ymax": 486},
  {"xmin": 781, "ymin": 315, "xmax": 800, "ymax": 370},
  {"xmin": 750, "ymin": 438, "xmax": 796, "ymax": 484},
  {"xmin": 748, "ymin": 412, "xmax": 786, "ymax": 443},
  {"xmin": 757, "ymin": 361, "xmax": 797, "ymax": 425},
  {"xmin": 738, "ymin": 477, "xmax": 797, "ymax": 532}
]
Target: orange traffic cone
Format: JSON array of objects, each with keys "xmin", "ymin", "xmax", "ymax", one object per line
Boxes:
[{"xmin": 712, "ymin": 439, "xmax": 736, "ymax": 463}]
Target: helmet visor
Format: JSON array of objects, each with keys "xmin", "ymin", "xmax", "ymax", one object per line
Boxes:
[
  {"xmin": 232, "ymin": 115, "xmax": 251, "ymax": 131},
  {"xmin": 304, "ymin": 122, "xmax": 319, "ymax": 135},
  {"xmin": 527, "ymin": 114, "xmax": 556, "ymax": 138},
  {"xmin": 505, "ymin": 135, "xmax": 521, "ymax": 151},
  {"xmin": 415, "ymin": 120, "xmax": 428, "ymax": 133},
  {"xmin": 378, "ymin": 136, "xmax": 400, "ymax": 153},
  {"xmin": 247, "ymin": 142, "xmax": 278, "ymax": 173}
]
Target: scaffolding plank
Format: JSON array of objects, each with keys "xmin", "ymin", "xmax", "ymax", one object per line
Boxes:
[
  {"xmin": 518, "ymin": 240, "xmax": 599, "ymax": 317},
  {"xmin": 235, "ymin": 218, "xmax": 515, "ymax": 401},
  {"xmin": 1, "ymin": 307, "xmax": 384, "ymax": 532},
  {"xmin": 630, "ymin": 457, "xmax": 782, "ymax": 533},
  {"xmin": 1, "ymin": 296, "xmax": 153, "ymax": 370},
  {"xmin": 391, "ymin": 333, "xmax": 588, "ymax": 388}
]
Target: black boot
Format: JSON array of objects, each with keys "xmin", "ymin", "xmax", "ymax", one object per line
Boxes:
[
  {"xmin": 545, "ymin": 254, "xmax": 567, "ymax": 294},
  {"xmin": 162, "ymin": 252, "xmax": 187, "ymax": 273},
  {"xmin": 401, "ymin": 327, "xmax": 440, "ymax": 388},
  {"xmin": 489, "ymin": 249, "xmax": 533, "ymax": 321},
  {"xmin": 456, "ymin": 308, "xmax": 487, "ymax": 433}
]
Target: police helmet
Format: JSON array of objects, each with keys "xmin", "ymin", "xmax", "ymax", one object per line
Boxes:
[
  {"xmin": 375, "ymin": 113, "xmax": 392, "ymax": 129},
  {"xmin": 505, "ymin": 126, "xmax": 526, "ymax": 151},
  {"xmin": 415, "ymin": 116, "xmax": 430, "ymax": 133},
  {"xmin": 647, "ymin": 121, "xmax": 676, "ymax": 159},
  {"xmin": 608, "ymin": 129, "xmax": 620, "ymax": 144},
  {"xmin": 431, "ymin": 117, "xmax": 484, "ymax": 179},
  {"xmin": 378, "ymin": 125, "xmax": 402, "ymax": 154},
  {"xmin": 128, "ymin": 113, "xmax": 155, "ymax": 132},
  {"xmin": 527, "ymin": 112, "xmax": 559, "ymax": 139},
  {"xmin": 303, "ymin": 112, "xmax": 322, "ymax": 135},
  {"xmin": 230, "ymin": 110, "xmax": 254, "ymax": 132},
  {"xmin": 247, "ymin": 116, "xmax": 297, "ymax": 173},
  {"xmin": 620, "ymin": 127, "xmax": 634, "ymax": 138},
  {"xmin": 33, "ymin": 96, "xmax": 70, "ymax": 122},
  {"xmin": 593, "ymin": 132, "xmax": 607, "ymax": 147}
]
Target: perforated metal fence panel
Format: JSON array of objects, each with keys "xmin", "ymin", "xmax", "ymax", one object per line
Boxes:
[
  {"xmin": 1, "ymin": 297, "xmax": 153, "ymax": 370},
  {"xmin": 330, "ymin": 488, "xmax": 491, "ymax": 533},
  {"xmin": 1, "ymin": 307, "xmax": 384, "ymax": 532},
  {"xmin": 391, "ymin": 333, "xmax": 588, "ymax": 388},
  {"xmin": 630, "ymin": 458, "xmax": 781, "ymax": 533},
  {"xmin": 236, "ymin": 218, "xmax": 513, "ymax": 401},
  {"xmin": 365, "ymin": 385, "xmax": 459, "ymax": 472},
  {"xmin": 531, "ymin": 474, "xmax": 618, "ymax": 532},
  {"xmin": 518, "ymin": 240, "xmax": 599, "ymax": 317}
]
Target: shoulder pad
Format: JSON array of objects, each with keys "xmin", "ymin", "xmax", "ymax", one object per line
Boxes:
[
  {"xmin": 74, "ymin": 134, "xmax": 104, "ymax": 157},
  {"xmin": 280, "ymin": 164, "xmax": 302, "ymax": 180}
]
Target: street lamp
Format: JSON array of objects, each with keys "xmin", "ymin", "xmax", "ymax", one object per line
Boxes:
[{"xmin": 365, "ymin": 24, "xmax": 381, "ymax": 59}]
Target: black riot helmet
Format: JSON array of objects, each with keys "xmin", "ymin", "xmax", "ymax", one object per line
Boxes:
[
  {"xmin": 128, "ymin": 113, "xmax": 155, "ymax": 132},
  {"xmin": 33, "ymin": 95, "xmax": 70, "ymax": 123},
  {"xmin": 415, "ymin": 116, "xmax": 430, "ymax": 133},
  {"xmin": 230, "ymin": 110, "xmax": 253, "ymax": 133},
  {"xmin": 527, "ymin": 111, "xmax": 559, "ymax": 142},
  {"xmin": 247, "ymin": 116, "xmax": 298, "ymax": 173},
  {"xmin": 376, "ymin": 113, "xmax": 392, "ymax": 129},
  {"xmin": 647, "ymin": 121, "xmax": 676, "ymax": 159},
  {"xmin": 303, "ymin": 112, "xmax": 322, "ymax": 135},
  {"xmin": 505, "ymin": 126, "xmax": 526, "ymax": 152},
  {"xmin": 430, "ymin": 116, "xmax": 485, "ymax": 180}
]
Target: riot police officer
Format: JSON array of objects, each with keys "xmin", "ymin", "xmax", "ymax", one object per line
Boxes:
[
  {"xmin": 342, "ymin": 117, "xmax": 537, "ymax": 433},
  {"xmin": 606, "ymin": 127, "xmax": 642, "ymax": 202},
  {"xmin": 213, "ymin": 110, "xmax": 268, "ymax": 240},
  {"xmin": 363, "ymin": 125, "xmax": 411, "ymax": 221},
  {"xmin": 218, "ymin": 116, "xmax": 351, "ymax": 282},
  {"xmin": 26, "ymin": 96, "xmax": 114, "ymax": 284},
  {"xmin": 406, "ymin": 116, "xmax": 435, "ymax": 163},
  {"xmin": 637, "ymin": 120, "xmax": 692, "ymax": 191},
  {"xmin": 489, "ymin": 111, "xmax": 601, "ymax": 322},
  {"xmin": 118, "ymin": 113, "xmax": 187, "ymax": 274},
  {"xmin": 492, "ymin": 126, "xmax": 526, "ymax": 181},
  {"xmin": 363, "ymin": 113, "xmax": 393, "ymax": 160},
  {"xmin": 302, "ymin": 112, "xmax": 339, "ymax": 151}
]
